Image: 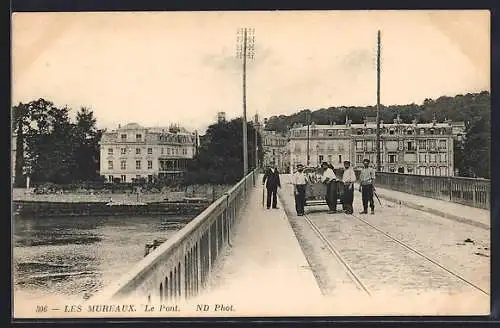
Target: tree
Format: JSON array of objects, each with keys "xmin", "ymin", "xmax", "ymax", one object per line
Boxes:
[
  {"xmin": 461, "ymin": 117, "xmax": 490, "ymax": 179},
  {"xmin": 12, "ymin": 102, "xmax": 30, "ymax": 186},
  {"xmin": 73, "ymin": 107, "xmax": 102, "ymax": 181},
  {"xmin": 184, "ymin": 118, "xmax": 263, "ymax": 185}
]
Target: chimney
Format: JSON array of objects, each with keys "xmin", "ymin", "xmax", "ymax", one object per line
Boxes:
[
  {"xmin": 363, "ymin": 117, "xmax": 367, "ymax": 127},
  {"xmin": 432, "ymin": 113, "xmax": 437, "ymax": 126},
  {"xmin": 412, "ymin": 118, "xmax": 418, "ymax": 126}
]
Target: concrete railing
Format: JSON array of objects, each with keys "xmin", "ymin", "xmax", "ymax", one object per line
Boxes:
[
  {"xmin": 90, "ymin": 170, "xmax": 258, "ymax": 303},
  {"xmin": 374, "ymin": 172, "xmax": 490, "ymax": 210}
]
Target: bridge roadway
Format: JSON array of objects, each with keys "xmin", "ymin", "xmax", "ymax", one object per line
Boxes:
[{"xmin": 193, "ymin": 174, "xmax": 490, "ymax": 316}]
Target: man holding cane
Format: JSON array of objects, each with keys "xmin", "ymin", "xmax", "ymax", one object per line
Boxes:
[{"xmin": 359, "ymin": 158, "xmax": 376, "ymax": 214}]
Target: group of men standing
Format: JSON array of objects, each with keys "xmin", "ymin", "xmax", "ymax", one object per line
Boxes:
[
  {"xmin": 292, "ymin": 159, "xmax": 376, "ymax": 216},
  {"xmin": 262, "ymin": 159, "xmax": 377, "ymax": 216}
]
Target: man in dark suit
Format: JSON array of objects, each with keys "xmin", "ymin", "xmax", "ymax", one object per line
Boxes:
[{"xmin": 262, "ymin": 163, "xmax": 281, "ymax": 209}]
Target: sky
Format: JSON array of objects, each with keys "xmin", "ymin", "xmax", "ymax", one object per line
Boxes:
[{"xmin": 12, "ymin": 10, "xmax": 490, "ymax": 134}]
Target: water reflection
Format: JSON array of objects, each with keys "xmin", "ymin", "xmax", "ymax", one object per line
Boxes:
[{"xmin": 13, "ymin": 215, "xmax": 191, "ymax": 301}]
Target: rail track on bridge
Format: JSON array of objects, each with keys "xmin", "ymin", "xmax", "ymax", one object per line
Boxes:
[{"xmin": 302, "ymin": 211, "xmax": 489, "ymax": 297}]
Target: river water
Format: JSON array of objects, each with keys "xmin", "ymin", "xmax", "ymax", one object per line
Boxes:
[{"xmin": 13, "ymin": 215, "xmax": 192, "ymax": 302}]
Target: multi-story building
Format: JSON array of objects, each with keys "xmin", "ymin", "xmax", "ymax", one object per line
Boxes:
[
  {"xmin": 287, "ymin": 116, "xmax": 460, "ymax": 177},
  {"xmin": 350, "ymin": 116, "xmax": 455, "ymax": 176},
  {"xmin": 261, "ymin": 130, "xmax": 288, "ymax": 172},
  {"xmin": 287, "ymin": 121, "xmax": 352, "ymax": 170},
  {"xmin": 99, "ymin": 123, "xmax": 197, "ymax": 183}
]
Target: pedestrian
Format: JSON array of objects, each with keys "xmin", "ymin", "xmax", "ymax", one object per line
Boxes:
[
  {"xmin": 341, "ymin": 160, "xmax": 356, "ymax": 214},
  {"xmin": 293, "ymin": 164, "xmax": 308, "ymax": 216},
  {"xmin": 262, "ymin": 162, "xmax": 281, "ymax": 209},
  {"xmin": 320, "ymin": 162, "xmax": 338, "ymax": 213},
  {"xmin": 359, "ymin": 158, "xmax": 376, "ymax": 214}
]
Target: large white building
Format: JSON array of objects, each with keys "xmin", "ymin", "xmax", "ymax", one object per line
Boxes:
[
  {"xmin": 99, "ymin": 123, "xmax": 197, "ymax": 183},
  {"xmin": 286, "ymin": 116, "xmax": 465, "ymax": 176}
]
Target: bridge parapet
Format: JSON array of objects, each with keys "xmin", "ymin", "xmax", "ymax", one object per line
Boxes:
[
  {"xmin": 374, "ymin": 172, "xmax": 490, "ymax": 210},
  {"xmin": 89, "ymin": 170, "xmax": 258, "ymax": 304}
]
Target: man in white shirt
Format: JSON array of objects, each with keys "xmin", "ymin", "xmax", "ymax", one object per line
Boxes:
[
  {"xmin": 358, "ymin": 158, "xmax": 376, "ymax": 214},
  {"xmin": 320, "ymin": 162, "xmax": 338, "ymax": 213},
  {"xmin": 292, "ymin": 164, "xmax": 308, "ymax": 216},
  {"xmin": 341, "ymin": 161, "xmax": 356, "ymax": 214}
]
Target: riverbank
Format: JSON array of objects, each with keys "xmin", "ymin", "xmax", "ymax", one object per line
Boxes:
[{"xmin": 13, "ymin": 200, "xmax": 209, "ymax": 218}]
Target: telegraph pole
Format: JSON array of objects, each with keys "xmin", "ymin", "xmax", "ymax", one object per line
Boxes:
[
  {"xmin": 376, "ymin": 30, "xmax": 382, "ymax": 172},
  {"xmin": 306, "ymin": 110, "xmax": 310, "ymax": 166},
  {"xmin": 237, "ymin": 28, "xmax": 255, "ymax": 175}
]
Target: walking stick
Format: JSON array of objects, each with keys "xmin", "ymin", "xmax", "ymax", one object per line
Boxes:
[
  {"xmin": 262, "ymin": 184, "xmax": 265, "ymax": 208},
  {"xmin": 373, "ymin": 189, "xmax": 382, "ymax": 206}
]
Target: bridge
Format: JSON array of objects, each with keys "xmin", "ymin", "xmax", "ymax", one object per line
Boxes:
[{"xmin": 89, "ymin": 170, "xmax": 490, "ymax": 317}]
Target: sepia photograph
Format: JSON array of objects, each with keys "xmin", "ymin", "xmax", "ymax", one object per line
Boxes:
[{"xmin": 11, "ymin": 10, "xmax": 491, "ymax": 319}]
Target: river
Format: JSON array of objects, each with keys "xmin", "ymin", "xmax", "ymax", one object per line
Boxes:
[{"xmin": 13, "ymin": 214, "xmax": 192, "ymax": 302}]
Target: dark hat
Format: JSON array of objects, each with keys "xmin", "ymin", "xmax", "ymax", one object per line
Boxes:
[
  {"xmin": 344, "ymin": 161, "xmax": 351, "ymax": 165},
  {"xmin": 321, "ymin": 162, "xmax": 329, "ymax": 167},
  {"xmin": 363, "ymin": 158, "xmax": 370, "ymax": 163},
  {"xmin": 297, "ymin": 163, "xmax": 304, "ymax": 167}
]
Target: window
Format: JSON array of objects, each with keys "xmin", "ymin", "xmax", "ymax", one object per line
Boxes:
[
  {"xmin": 136, "ymin": 175, "xmax": 141, "ymax": 181},
  {"xmin": 108, "ymin": 148, "xmax": 113, "ymax": 155},
  {"xmin": 388, "ymin": 154, "xmax": 396, "ymax": 163},
  {"xmin": 407, "ymin": 141, "xmax": 416, "ymax": 151},
  {"xmin": 389, "ymin": 129, "xmax": 395, "ymax": 135},
  {"xmin": 121, "ymin": 160, "xmax": 126, "ymax": 170},
  {"xmin": 338, "ymin": 155, "xmax": 342, "ymax": 163},
  {"xmin": 430, "ymin": 129, "xmax": 435, "ymax": 135},
  {"xmin": 430, "ymin": 154, "xmax": 436, "ymax": 162},
  {"xmin": 148, "ymin": 160, "xmax": 153, "ymax": 169},
  {"xmin": 429, "ymin": 139, "xmax": 437, "ymax": 150},
  {"xmin": 366, "ymin": 141, "xmax": 373, "ymax": 151},
  {"xmin": 136, "ymin": 160, "xmax": 141, "ymax": 169},
  {"xmin": 328, "ymin": 155, "xmax": 332, "ymax": 162},
  {"xmin": 328, "ymin": 130, "xmax": 333, "ymax": 137},
  {"xmin": 319, "ymin": 155, "xmax": 324, "ymax": 163},
  {"xmin": 357, "ymin": 129, "xmax": 363, "ymax": 135},
  {"xmin": 407, "ymin": 129, "xmax": 413, "ymax": 135},
  {"xmin": 121, "ymin": 148, "xmax": 127, "ymax": 155},
  {"xmin": 183, "ymin": 148, "xmax": 187, "ymax": 155},
  {"xmin": 418, "ymin": 140, "xmax": 427, "ymax": 150},
  {"xmin": 389, "ymin": 167, "xmax": 396, "ymax": 172},
  {"xmin": 121, "ymin": 175, "xmax": 126, "ymax": 182},
  {"xmin": 167, "ymin": 148, "xmax": 171, "ymax": 155},
  {"xmin": 356, "ymin": 141, "xmax": 363, "ymax": 150},
  {"xmin": 407, "ymin": 168, "xmax": 414, "ymax": 174},
  {"xmin": 108, "ymin": 161, "xmax": 113, "ymax": 170},
  {"xmin": 147, "ymin": 148, "xmax": 153, "ymax": 155},
  {"xmin": 108, "ymin": 175, "xmax": 113, "ymax": 182},
  {"xmin": 121, "ymin": 134, "xmax": 127, "ymax": 141},
  {"xmin": 440, "ymin": 153, "xmax": 447, "ymax": 163},
  {"xmin": 419, "ymin": 128, "xmax": 425, "ymax": 135},
  {"xmin": 356, "ymin": 154, "xmax": 363, "ymax": 163},
  {"xmin": 136, "ymin": 148, "xmax": 141, "ymax": 155},
  {"xmin": 161, "ymin": 148, "xmax": 164, "ymax": 155},
  {"xmin": 419, "ymin": 153, "xmax": 427, "ymax": 163},
  {"xmin": 439, "ymin": 140, "xmax": 447, "ymax": 150},
  {"xmin": 136, "ymin": 134, "xmax": 142, "ymax": 141}
]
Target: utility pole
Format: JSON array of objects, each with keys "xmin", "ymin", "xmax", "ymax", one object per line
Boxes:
[
  {"xmin": 306, "ymin": 110, "xmax": 310, "ymax": 166},
  {"xmin": 236, "ymin": 27, "xmax": 255, "ymax": 176},
  {"xmin": 376, "ymin": 30, "xmax": 382, "ymax": 172},
  {"xmin": 254, "ymin": 115, "xmax": 259, "ymax": 169}
]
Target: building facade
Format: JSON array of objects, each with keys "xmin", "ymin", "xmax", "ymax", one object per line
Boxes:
[
  {"xmin": 99, "ymin": 123, "xmax": 197, "ymax": 183},
  {"xmin": 261, "ymin": 130, "xmax": 288, "ymax": 172},
  {"xmin": 287, "ymin": 122, "xmax": 352, "ymax": 170},
  {"xmin": 286, "ymin": 117, "xmax": 462, "ymax": 177}
]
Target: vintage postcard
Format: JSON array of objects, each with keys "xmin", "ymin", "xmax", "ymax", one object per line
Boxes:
[{"xmin": 11, "ymin": 10, "xmax": 491, "ymax": 319}]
